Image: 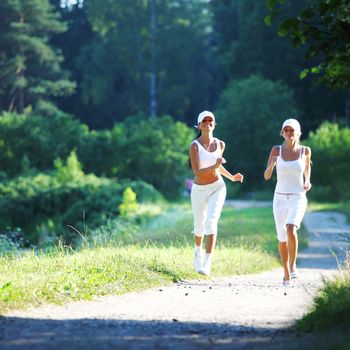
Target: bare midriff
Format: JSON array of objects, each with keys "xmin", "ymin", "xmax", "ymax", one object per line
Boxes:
[{"xmin": 194, "ymin": 169, "xmax": 221, "ymax": 186}]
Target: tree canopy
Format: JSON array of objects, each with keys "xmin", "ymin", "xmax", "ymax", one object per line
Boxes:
[
  {"xmin": 0, "ymin": 0, "xmax": 75, "ymax": 113},
  {"xmin": 266, "ymin": 0, "xmax": 350, "ymax": 89}
]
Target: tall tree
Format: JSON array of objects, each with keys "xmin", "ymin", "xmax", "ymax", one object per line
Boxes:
[
  {"xmin": 266, "ymin": 0, "xmax": 350, "ymax": 90},
  {"xmin": 49, "ymin": 1, "xmax": 94, "ymax": 120},
  {"xmin": 211, "ymin": 0, "xmax": 347, "ymax": 131},
  {"xmin": 0, "ymin": 0, "xmax": 75, "ymax": 113},
  {"xmin": 67, "ymin": 0, "xmax": 214, "ymax": 128}
]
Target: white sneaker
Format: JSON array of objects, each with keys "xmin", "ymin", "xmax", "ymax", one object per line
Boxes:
[
  {"xmin": 282, "ymin": 279, "xmax": 293, "ymax": 287},
  {"xmin": 193, "ymin": 251, "xmax": 202, "ymax": 271},
  {"xmin": 198, "ymin": 261, "xmax": 211, "ymax": 276},
  {"xmin": 291, "ymin": 270, "xmax": 299, "ymax": 279}
]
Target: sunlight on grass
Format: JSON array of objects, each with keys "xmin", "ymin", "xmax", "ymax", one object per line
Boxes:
[{"xmin": 0, "ymin": 203, "xmax": 282, "ymax": 313}]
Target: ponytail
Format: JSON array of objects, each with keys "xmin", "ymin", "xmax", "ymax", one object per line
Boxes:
[{"xmin": 188, "ymin": 130, "xmax": 202, "ymax": 169}]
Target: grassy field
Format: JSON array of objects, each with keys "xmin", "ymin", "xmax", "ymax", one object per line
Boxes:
[{"xmin": 0, "ymin": 203, "xmax": 285, "ymax": 313}]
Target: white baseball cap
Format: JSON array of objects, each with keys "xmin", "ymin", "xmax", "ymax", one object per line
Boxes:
[
  {"xmin": 281, "ymin": 118, "xmax": 301, "ymax": 134},
  {"xmin": 197, "ymin": 111, "xmax": 215, "ymax": 125}
]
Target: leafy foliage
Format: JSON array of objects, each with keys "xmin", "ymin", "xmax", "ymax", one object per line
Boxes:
[
  {"xmin": 0, "ymin": 111, "xmax": 88, "ymax": 177},
  {"xmin": 0, "ymin": 112, "xmax": 193, "ymax": 198},
  {"xmin": 266, "ymin": 0, "xmax": 350, "ymax": 89},
  {"xmin": 307, "ymin": 122, "xmax": 350, "ymax": 201},
  {"xmin": 297, "ymin": 273, "xmax": 350, "ymax": 331},
  {"xmin": 54, "ymin": 150, "xmax": 84, "ymax": 183},
  {"xmin": 112, "ymin": 115, "xmax": 194, "ymax": 198},
  {"xmin": 0, "ymin": 0, "xmax": 75, "ymax": 112},
  {"xmin": 215, "ymin": 75, "xmax": 299, "ymax": 189},
  {"xmin": 67, "ymin": 0, "xmax": 215, "ymax": 127},
  {"xmin": 211, "ymin": 0, "xmax": 346, "ymax": 132},
  {"xmin": 119, "ymin": 187, "xmax": 138, "ymax": 218},
  {"xmin": 0, "ymin": 167, "xmax": 162, "ymax": 246}
]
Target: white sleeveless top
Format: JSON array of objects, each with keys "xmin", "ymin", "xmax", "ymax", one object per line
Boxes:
[
  {"xmin": 193, "ymin": 138, "xmax": 221, "ymax": 169},
  {"xmin": 275, "ymin": 145, "xmax": 306, "ymax": 194}
]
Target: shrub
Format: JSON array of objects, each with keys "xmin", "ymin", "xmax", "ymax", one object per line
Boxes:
[
  {"xmin": 215, "ymin": 75, "xmax": 299, "ymax": 191},
  {"xmin": 297, "ymin": 274, "xmax": 350, "ymax": 331},
  {"xmin": 0, "ymin": 111, "xmax": 88, "ymax": 176},
  {"xmin": 119, "ymin": 187, "xmax": 138, "ymax": 217},
  {"xmin": 54, "ymin": 149, "xmax": 84, "ymax": 183},
  {"xmin": 96, "ymin": 115, "xmax": 194, "ymax": 199},
  {"xmin": 307, "ymin": 122, "xmax": 350, "ymax": 201},
  {"xmin": 0, "ymin": 171, "xmax": 162, "ymax": 245}
]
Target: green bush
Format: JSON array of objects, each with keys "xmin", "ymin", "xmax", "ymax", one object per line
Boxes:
[
  {"xmin": 297, "ymin": 273, "xmax": 350, "ymax": 331},
  {"xmin": 307, "ymin": 122, "xmax": 350, "ymax": 201},
  {"xmin": 215, "ymin": 75, "xmax": 299, "ymax": 191},
  {"xmin": 119, "ymin": 187, "xmax": 138, "ymax": 217},
  {"xmin": 0, "ymin": 169, "xmax": 162, "ymax": 245},
  {"xmin": 0, "ymin": 112, "xmax": 193, "ymax": 199},
  {"xmin": 80, "ymin": 115, "xmax": 194, "ymax": 199},
  {"xmin": 0, "ymin": 112, "xmax": 88, "ymax": 176}
]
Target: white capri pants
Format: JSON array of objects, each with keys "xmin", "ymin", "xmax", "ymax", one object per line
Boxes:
[
  {"xmin": 191, "ymin": 178, "xmax": 226, "ymax": 237},
  {"xmin": 273, "ymin": 192, "xmax": 307, "ymax": 242}
]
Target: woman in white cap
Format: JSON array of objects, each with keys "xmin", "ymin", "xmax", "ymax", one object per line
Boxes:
[
  {"xmin": 264, "ymin": 118, "xmax": 312, "ymax": 287},
  {"xmin": 189, "ymin": 110, "xmax": 244, "ymax": 276}
]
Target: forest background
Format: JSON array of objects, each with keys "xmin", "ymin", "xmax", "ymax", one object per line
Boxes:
[{"xmin": 0, "ymin": 0, "xmax": 349, "ymax": 249}]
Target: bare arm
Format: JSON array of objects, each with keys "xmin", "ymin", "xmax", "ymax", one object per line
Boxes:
[
  {"xmin": 264, "ymin": 146, "xmax": 279, "ymax": 180},
  {"xmin": 304, "ymin": 147, "xmax": 312, "ymax": 191},
  {"xmin": 218, "ymin": 140, "xmax": 244, "ymax": 182},
  {"xmin": 220, "ymin": 165, "xmax": 244, "ymax": 182}
]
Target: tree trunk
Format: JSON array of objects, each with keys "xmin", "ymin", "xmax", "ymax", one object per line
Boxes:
[{"xmin": 149, "ymin": 0, "xmax": 157, "ymax": 118}]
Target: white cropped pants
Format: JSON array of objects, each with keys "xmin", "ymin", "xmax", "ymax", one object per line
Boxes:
[
  {"xmin": 191, "ymin": 178, "xmax": 226, "ymax": 237},
  {"xmin": 273, "ymin": 192, "xmax": 307, "ymax": 242}
]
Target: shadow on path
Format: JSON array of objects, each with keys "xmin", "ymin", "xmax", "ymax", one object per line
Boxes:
[{"xmin": 0, "ymin": 316, "xmax": 339, "ymax": 350}]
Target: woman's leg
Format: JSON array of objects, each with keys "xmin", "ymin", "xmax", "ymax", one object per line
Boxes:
[
  {"xmin": 278, "ymin": 241, "xmax": 290, "ymax": 280},
  {"xmin": 191, "ymin": 185, "xmax": 208, "ymax": 271},
  {"xmin": 205, "ymin": 234, "xmax": 216, "ymax": 254},
  {"xmin": 273, "ymin": 194, "xmax": 291, "ymax": 282},
  {"xmin": 195, "ymin": 235, "xmax": 203, "ymax": 247},
  {"xmin": 199, "ymin": 182, "xmax": 225, "ymax": 276},
  {"xmin": 287, "ymin": 224, "xmax": 298, "ymax": 273}
]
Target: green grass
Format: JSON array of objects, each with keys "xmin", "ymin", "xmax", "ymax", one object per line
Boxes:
[
  {"xmin": 297, "ymin": 271, "xmax": 350, "ymax": 332},
  {"xmin": 296, "ymin": 200, "xmax": 350, "ymax": 348},
  {"xmin": 126, "ymin": 204, "xmax": 307, "ymax": 253},
  {"xmin": 0, "ymin": 203, "xmax": 283, "ymax": 313}
]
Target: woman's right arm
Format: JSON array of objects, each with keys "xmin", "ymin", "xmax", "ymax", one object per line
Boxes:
[
  {"xmin": 264, "ymin": 146, "xmax": 279, "ymax": 180},
  {"xmin": 189, "ymin": 143, "xmax": 224, "ymax": 176}
]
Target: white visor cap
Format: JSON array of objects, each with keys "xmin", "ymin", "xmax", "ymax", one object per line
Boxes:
[
  {"xmin": 281, "ymin": 118, "xmax": 301, "ymax": 134},
  {"xmin": 197, "ymin": 111, "xmax": 215, "ymax": 125}
]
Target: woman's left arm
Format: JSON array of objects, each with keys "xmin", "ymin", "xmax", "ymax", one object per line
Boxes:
[
  {"xmin": 304, "ymin": 146, "xmax": 312, "ymax": 191},
  {"xmin": 220, "ymin": 165, "xmax": 244, "ymax": 182},
  {"xmin": 218, "ymin": 140, "xmax": 244, "ymax": 183}
]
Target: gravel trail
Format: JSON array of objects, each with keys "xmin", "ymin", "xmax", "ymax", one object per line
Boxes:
[{"xmin": 1, "ymin": 203, "xmax": 349, "ymax": 349}]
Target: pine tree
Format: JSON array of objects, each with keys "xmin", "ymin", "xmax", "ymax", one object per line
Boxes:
[{"xmin": 0, "ymin": 0, "xmax": 76, "ymax": 113}]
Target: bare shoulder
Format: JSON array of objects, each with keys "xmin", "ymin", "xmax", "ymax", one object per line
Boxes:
[
  {"xmin": 304, "ymin": 146, "xmax": 311, "ymax": 156},
  {"xmin": 190, "ymin": 141, "xmax": 198, "ymax": 152},
  {"xmin": 271, "ymin": 145, "xmax": 280, "ymax": 156},
  {"xmin": 218, "ymin": 139, "xmax": 225, "ymax": 149}
]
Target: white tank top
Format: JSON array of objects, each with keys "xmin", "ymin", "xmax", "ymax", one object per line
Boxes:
[
  {"xmin": 275, "ymin": 145, "xmax": 306, "ymax": 194},
  {"xmin": 193, "ymin": 138, "xmax": 221, "ymax": 169}
]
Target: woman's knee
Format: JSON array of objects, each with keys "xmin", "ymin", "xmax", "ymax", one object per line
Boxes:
[{"xmin": 286, "ymin": 224, "xmax": 297, "ymax": 236}]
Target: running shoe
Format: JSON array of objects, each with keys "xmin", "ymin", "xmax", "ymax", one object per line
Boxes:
[{"xmin": 193, "ymin": 250, "xmax": 202, "ymax": 272}]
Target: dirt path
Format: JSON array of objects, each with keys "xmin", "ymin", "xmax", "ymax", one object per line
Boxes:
[{"xmin": 1, "ymin": 203, "xmax": 349, "ymax": 349}]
